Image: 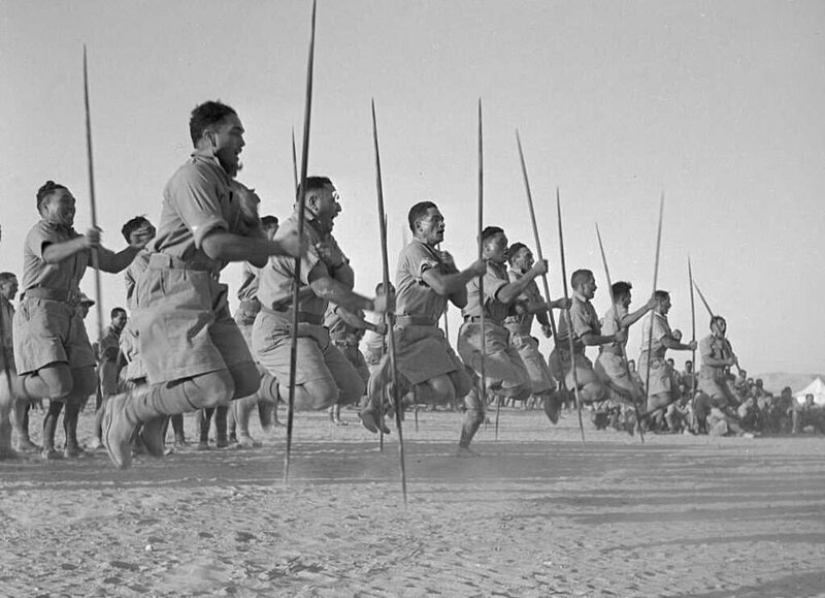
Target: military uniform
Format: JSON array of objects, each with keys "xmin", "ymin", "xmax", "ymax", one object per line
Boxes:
[
  {"xmin": 594, "ymin": 304, "xmax": 641, "ymax": 402},
  {"xmin": 548, "ymin": 291, "xmax": 601, "ymax": 392},
  {"xmin": 698, "ymin": 334, "xmax": 738, "ymax": 408},
  {"xmin": 638, "ymin": 311, "xmax": 674, "ymax": 408},
  {"xmin": 252, "ymin": 212, "xmax": 363, "ymax": 410}
]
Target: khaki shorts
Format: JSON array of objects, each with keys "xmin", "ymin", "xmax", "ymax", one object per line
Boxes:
[
  {"xmin": 595, "ymin": 351, "xmax": 643, "ymax": 403},
  {"xmin": 394, "ymin": 324, "xmax": 465, "ymax": 385},
  {"xmin": 638, "ymin": 357, "xmax": 671, "ymax": 397},
  {"xmin": 131, "ymin": 261, "xmax": 254, "ymax": 384},
  {"xmin": 510, "ymin": 332, "xmax": 555, "ymax": 394},
  {"xmin": 698, "ymin": 376, "xmax": 737, "ymax": 407},
  {"xmin": 548, "ymin": 349, "xmax": 599, "ymax": 390},
  {"xmin": 252, "ymin": 310, "xmax": 364, "ymax": 406},
  {"xmin": 458, "ymin": 321, "xmax": 530, "ymax": 392},
  {"xmin": 14, "ymin": 297, "xmax": 95, "ymax": 375}
]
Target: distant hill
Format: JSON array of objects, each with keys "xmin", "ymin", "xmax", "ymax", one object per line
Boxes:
[{"xmin": 754, "ymin": 372, "xmax": 825, "ymax": 394}]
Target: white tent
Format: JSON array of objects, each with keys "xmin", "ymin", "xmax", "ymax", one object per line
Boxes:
[{"xmin": 794, "ymin": 377, "xmax": 825, "ymax": 406}]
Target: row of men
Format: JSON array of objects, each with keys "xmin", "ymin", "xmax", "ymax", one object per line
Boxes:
[{"xmin": 0, "ymin": 99, "xmax": 749, "ymax": 469}]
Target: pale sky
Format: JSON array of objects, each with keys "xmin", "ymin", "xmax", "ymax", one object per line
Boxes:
[{"xmin": 1, "ymin": 0, "xmax": 823, "ymax": 375}]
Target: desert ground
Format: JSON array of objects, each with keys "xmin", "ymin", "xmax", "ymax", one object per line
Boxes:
[{"xmin": 1, "ymin": 405, "xmax": 824, "ymax": 598}]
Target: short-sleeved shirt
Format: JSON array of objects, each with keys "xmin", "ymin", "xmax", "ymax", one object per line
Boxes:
[
  {"xmin": 21, "ymin": 220, "xmax": 98, "ymax": 295},
  {"xmin": 96, "ymin": 324, "xmax": 122, "ymax": 364},
  {"xmin": 151, "ymin": 153, "xmax": 246, "ymax": 273},
  {"xmin": 555, "ymin": 291, "xmax": 600, "ymax": 355},
  {"xmin": 504, "ymin": 269, "xmax": 543, "ymax": 336},
  {"xmin": 600, "ymin": 304, "xmax": 628, "ymax": 356},
  {"xmin": 699, "ymin": 334, "xmax": 730, "ymax": 380},
  {"xmin": 640, "ymin": 312, "xmax": 671, "ymax": 362},
  {"xmin": 324, "ymin": 305, "xmax": 365, "ymax": 345},
  {"xmin": 237, "ymin": 261, "xmax": 261, "ymax": 302},
  {"xmin": 257, "ymin": 212, "xmax": 344, "ymax": 317},
  {"xmin": 462, "ymin": 261, "xmax": 510, "ymax": 324},
  {"xmin": 395, "ymin": 240, "xmax": 449, "ymax": 322}
]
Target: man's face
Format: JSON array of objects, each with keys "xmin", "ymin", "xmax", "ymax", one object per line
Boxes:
[
  {"xmin": 685, "ymin": 361, "xmax": 693, "ymax": 373},
  {"xmin": 78, "ymin": 304, "xmax": 91, "ymax": 319},
  {"xmin": 483, "ymin": 232, "xmax": 508, "ymax": 264},
  {"xmin": 658, "ymin": 296, "xmax": 672, "ymax": 315},
  {"xmin": 210, "ymin": 114, "xmax": 245, "ymax": 177},
  {"xmin": 0, "ymin": 277, "xmax": 18, "ymax": 301},
  {"xmin": 309, "ymin": 184, "xmax": 341, "ymax": 230},
  {"xmin": 41, "ymin": 188, "xmax": 76, "ymax": 227},
  {"xmin": 416, "ymin": 207, "xmax": 445, "ymax": 245},
  {"xmin": 712, "ymin": 318, "xmax": 727, "ymax": 337},
  {"xmin": 619, "ymin": 291, "xmax": 632, "ymax": 309},
  {"xmin": 111, "ymin": 312, "xmax": 128, "ymax": 332},
  {"xmin": 577, "ymin": 274, "xmax": 597, "ymax": 300},
  {"xmin": 510, "ymin": 247, "xmax": 533, "ymax": 272}
]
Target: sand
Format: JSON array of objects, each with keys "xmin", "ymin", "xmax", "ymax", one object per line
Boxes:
[{"xmin": 1, "ymin": 407, "xmax": 824, "ymax": 598}]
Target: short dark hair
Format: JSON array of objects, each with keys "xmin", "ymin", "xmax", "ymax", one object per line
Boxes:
[
  {"xmin": 654, "ymin": 290, "xmax": 670, "ymax": 303},
  {"xmin": 507, "ymin": 242, "xmax": 529, "ymax": 265},
  {"xmin": 189, "ymin": 101, "xmax": 237, "ymax": 146},
  {"xmin": 571, "ymin": 269, "xmax": 593, "ymax": 289},
  {"xmin": 296, "ymin": 176, "xmax": 333, "ymax": 203},
  {"xmin": 0, "ymin": 272, "xmax": 16, "ymax": 284},
  {"xmin": 36, "ymin": 180, "xmax": 68, "ymax": 212},
  {"xmin": 111, "ymin": 307, "xmax": 126, "ymax": 319},
  {"xmin": 121, "ymin": 216, "xmax": 151, "ymax": 243},
  {"xmin": 480, "ymin": 226, "xmax": 503, "ymax": 244},
  {"xmin": 612, "ymin": 281, "xmax": 632, "ymax": 300},
  {"xmin": 407, "ymin": 201, "xmax": 438, "ymax": 233},
  {"xmin": 261, "ymin": 215, "xmax": 279, "ymax": 228},
  {"xmin": 711, "ymin": 315, "xmax": 726, "ymax": 329}
]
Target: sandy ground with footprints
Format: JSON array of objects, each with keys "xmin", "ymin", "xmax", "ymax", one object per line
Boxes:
[{"xmin": 2, "ymin": 405, "xmax": 825, "ymax": 597}]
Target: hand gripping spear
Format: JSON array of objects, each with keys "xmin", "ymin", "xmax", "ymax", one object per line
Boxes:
[
  {"xmin": 515, "ymin": 132, "xmax": 584, "ymax": 441},
  {"xmin": 83, "ymin": 46, "xmax": 105, "ymax": 346},
  {"xmin": 371, "ymin": 101, "xmax": 408, "ymax": 505},
  {"xmin": 284, "ymin": 0, "xmax": 317, "ymax": 485},
  {"xmin": 477, "ymin": 101, "xmax": 493, "ymax": 440},
  {"xmin": 595, "ymin": 224, "xmax": 644, "ymax": 444},
  {"xmin": 642, "ymin": 194, "xmax": 665, "ymax": 422},
  {"xmin": 555, "ymin": 190, "xmax": 586, "ymax": 444}
]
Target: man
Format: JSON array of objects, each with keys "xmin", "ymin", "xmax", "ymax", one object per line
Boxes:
[
  {"xmin": 253, "ymin": 176, "xmax": 388, "ymax": 432},
  {"xmin": 228, "ymin": 211, "xmax": 282, "ymax": 448},
  {"xmin": 792, "ymin": 393, "xmax": 825, "ymax": 434},
  {"xmin": 0, "ymin": 272, "xmax": 31, "ymax": 456},
  {"xmin": 594, "ymin": 281, "xmax": 656, "ymax": 429},
  {"xmin": 549, "ymin": 269, "xmax": 625, "ymax": 407},
  {"xmin": 90, "ymin": 307, "xmax": 128, "ymax": 448},
  {"xmin": 503, "ymin": 242, "xmax": 568, "ymax": 422},
  {"xmin": 363, "ymin": 202, "xmax": 485, "ymax": 441},
  {"xmin": 457, "ymin": 226, "xmax": 549, "ymax": 454},
  {"xmin": 637, "ymin": 291, "xmax": 697, "ymax": 422},
  {"xmin": 697, "ymin": 315, "xmax": 740, "ymax": 409},
  {"xmin": 12, "ymin": 181, "xmax": 153, "ymax": 460},
  {"xmin": 103, "ymin": 101, "xmax": 302, "ymax": 469}
]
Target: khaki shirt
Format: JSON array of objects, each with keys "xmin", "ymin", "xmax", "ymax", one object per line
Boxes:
[
  {"xmin": 462, "ymin": 260, "xmax": 510, "ymax": 324},
  {"xmin": 257, "ymin": 212, "xmax": 345, "ymax": 316},
  {"xmin": 555, "ymin": 291, "xmax": 600, "ymax": 355},
  {"xmin": 395, "ymin": 240, "xmax": 449, "ymax": 322},
  {"xmin": 600, "ymin": 304, "xmax": 628, "ymax": 356},
  {"xmin": 22, "ymin": 220, "xmax": 103, "ymax": 296},
  {"xmin": 504, "ymin": 269, "xmax": 543, "ymax": 336},
  {"xmin": 96, "ymin": 324, "xmax": 122, "ymax": 364},
  {"xmin": 640, "ymin": 311, "xmax": 672, "ymax": 362},
  {"xmin": 699, "ymin": 334, "xmax": 731, "ymax": 381},
  {"xmin": 324, "ymin": 305, "xmax": 365, "ymax": 346},
  {"xmin": 152, "ymin": 153, "xmax": 248, "ymax": 273}
]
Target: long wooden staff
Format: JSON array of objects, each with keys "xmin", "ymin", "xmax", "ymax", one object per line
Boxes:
[
  {"xmin": 83, "ymin": 46, "xmax": 105, "ymax": 344},
  {"xmin": 291, "ymin": 127, "xmax": 299, "ymax": 192},
  {"xmin": 371, "ymin": 101, "xmax": 408, "ymax": 504},
  {"xmin": 642, "ymin": 194, "xmax": 665, "ymax": 417},
  {"xmin": 515, "ymin": 132, "xmax": 583, "ymax": 439},
  {"xmin": 284, "ymin": 0, "xmax": 317, "ymax": 485},
  {"xmin": 688, "ymin": 257, "xmax": 697, "ymax": 397},
  {"xmin": 555, "ymin": 189, "xmax": 585, "ymax": 443},
  {"xmin": 595, "ymin": 224, "xmax": 644, "ymax": 444},
  {"xmin": 477, "ymin": 101, "xmax": 493, "ymax": 440}
]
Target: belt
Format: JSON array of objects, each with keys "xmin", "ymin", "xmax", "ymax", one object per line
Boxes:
[
  {"xmin": 23, "ymin": 287, "xmax": 77, "ymax": 304},
  {"xmin": 395, "ymin": 315, "xmax": 437, "ymax": 327},
  {"xmin": 463, "ymin": 315, "xmax": 503, "ymax": 326},
  {"xmin": 260, "ymin": 305, "xmax": 324, "ymax": 325},
  {"xmin": 148, "ymin": 252, "xmax": 216, "ymax": 273}
]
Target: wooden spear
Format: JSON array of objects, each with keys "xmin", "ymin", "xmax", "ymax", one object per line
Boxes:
[
  {"xmin": 555, "ymin": 189, "xmax": 586, "ymax": 444},
  {"xmin": 477, "ymin": 101, "xmax": 493, "ymax": 440},
  {"xmin": 515, "ymin": 132, "xmax": 580, "ymax": 437},
  {"xmin": 291, "ymin": 127, "xmax": 299, "ymax": 192},
  {"xmin": 595, "ymin": 224, "xmax": 644, "ymax": 444},
  {"xmin": 83, "ymin": 46, "xmax": 105, "ymax": 345},
  {"xmin": 371, "ymin": 100, "xmax": 408, "ymax": 504},
  {"xmin": 688, "ymin": 257, "xmax": 697, "ymax": 397},
  {"xmin": 642, "ymin": 194, "xmax": 665, "ymax": 420},
  {"xmin": 284, "ymin": 0, "xmax": 317, "ymax": 485}
]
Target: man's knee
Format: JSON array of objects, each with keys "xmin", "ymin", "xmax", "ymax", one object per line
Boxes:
[
  {"xmin": 229, "ymin": 362, "xmax": 260, "ymax": 399},
  {"xmin": 192, "ymin": 370, "xmax": 236, "ymax": 408},
  {"xmin": 427, "ymin": 375, "xmax": 457, "ymax": 405},
  {"xmin": 257, "ymin": 370, "xmax": 279, "ymax": 404},
  {"xmin": 296, "ymin": 378, "xmax": 339, "ymax": 410},
  {"xmin": 580, "ymin": 381, "xmax": 607, "ymax": 403},
  {"xmin": 37, "ymin": 365, "xmax": 74, "ymax": 399}
]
